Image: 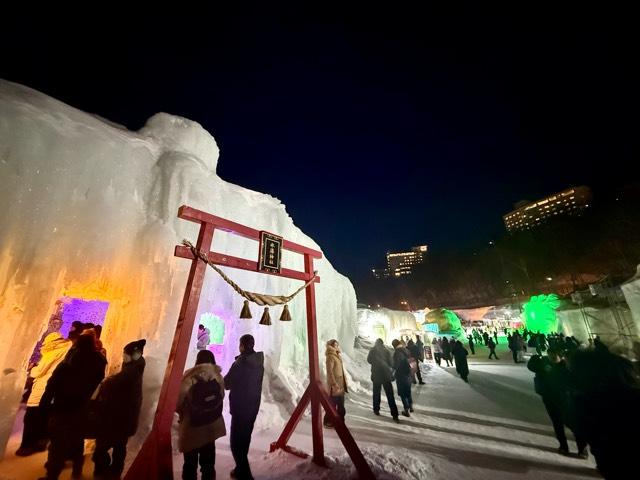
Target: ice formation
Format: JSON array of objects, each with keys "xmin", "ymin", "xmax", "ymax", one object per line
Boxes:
[
  {"xmin": 0, "ymin": 80, "xmax": 357, "ymax": 457},
  {"xmin": 356, "ymin": 308, "xmax": 421, "ymax": 344}
]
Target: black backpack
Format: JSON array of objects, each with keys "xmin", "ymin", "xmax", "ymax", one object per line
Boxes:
[{"xmin": 187, "ymin": 377, "xmax": 223, "ymax": 427}]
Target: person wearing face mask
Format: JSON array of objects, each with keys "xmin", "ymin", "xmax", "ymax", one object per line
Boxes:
[
  {"xmin": 91, "ymin": 339, "xmax": 146, "ymax": 479},
  {"xmin": 323, "ymin": 339, "xmax": 348, "ymax": 428}
]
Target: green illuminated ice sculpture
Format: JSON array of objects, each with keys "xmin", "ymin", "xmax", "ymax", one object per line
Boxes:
[{"xmin": 522, "ymin": 294, "xmax": 561, "ymax": 334}]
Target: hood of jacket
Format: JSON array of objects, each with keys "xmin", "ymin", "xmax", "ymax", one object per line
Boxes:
[
  {"xmin": 234, "ymin": 350, "xmax": 264, "ymax": 369},
  {"xmin": 325, "ymin": 344, "xmax": 341, "ymax": 358},
  {"xmin": 41, "ymin": 332, "xmax": 71, "ymax": 355},
  {"xmin": 184, "ymin": 362, "xmax": 223, "ymax": 383}
]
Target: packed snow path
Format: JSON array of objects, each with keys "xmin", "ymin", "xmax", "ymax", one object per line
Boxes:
[{"xmin": 0, "ymin": 343, "xmax": 600, "ymax": 479}]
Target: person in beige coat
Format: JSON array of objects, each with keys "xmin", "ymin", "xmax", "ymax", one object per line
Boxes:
[
  {"xmin": 16, "ymin": 332, "xmax": 71, "ymax": 456},
  {"xmin": 323, "ymin": 339, "xmax": 348, "ymax": 428},
  {"xmin": 177, "ymin": 350, "xmax": 226, "ymax": 480}
]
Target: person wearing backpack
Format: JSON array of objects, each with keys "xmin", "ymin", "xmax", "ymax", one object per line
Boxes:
[
  {"xmin": 224, "ymin": 334, "xmax": 264, "ymax": 480},
  {"xmin": 177, "ymin": 350, "xmax": 226, "ymax": 480}
]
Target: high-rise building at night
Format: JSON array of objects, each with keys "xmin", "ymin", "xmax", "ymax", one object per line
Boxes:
[
  {"xmin": 386, "ymin": 245, "xmax": 428, "ymax": 277},
  {"xmin": 371, "ymin": 245, "xmax": 428, "ymax": 279},
  {"xmin": 503, "ymin": 186, "xmax": 592, "ymax": 233}
]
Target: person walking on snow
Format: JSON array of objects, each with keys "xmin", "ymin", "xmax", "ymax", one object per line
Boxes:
[
  {"xmin": 392, "ymin": 339, "xmax": 413, "ymax": 417},
  {"xmin": 452, "ymin": 341, "xmax": 470, "ymax": 382},
  {"xmin": 493, "ymin": 330, "xmax": 498, "ymax": 345},
  {"xmin": 441, "ymin": 338, "xmax": 453, "ymax": 367},
  {"xmin": 488, "ymin": 337, "xmax": 499, "ymax": 360},
  {"xmin": 407, "ymin": 340, "xmax": 425, "ymax": 385},
  {"xmin": 197, "ymin": 324, "xmax": 210, "ymax": 351},
  {"xmin": 92, "ymin": 339, "xmax": 146, "ymax": 479},
  {"xmin": 527, "ymin": 349, "xmax": 588, "ymax": 458},
  {"xmin": 467, "ymin": 335, "xmax": 475, "ymax": 355},
  {"xmin": 414, "ymin": 335, "xmax": 426, "ymax": 384},
  {"xmin": 224, "ymin": 334, "xmax": 264, "ymax": 480},
  {"xmin": 432, "ymin": 338, "xmax": 443, "ymax": 366},
  {"xmin": 324, "ymin": 339, "xmax": 348, "ymax": 428},
  {"xmin": 177, "ymin": 349, "xmax": 226, "ymax": 480},
  {"xmin": 367, "ymin": 339, "xmax": 400, "ymax": 422}
]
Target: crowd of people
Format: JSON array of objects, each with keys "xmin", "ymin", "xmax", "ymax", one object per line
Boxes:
[
  {"xmin": 17, "ymin": 320, "xmax": 142, "ymax": 480},
  {"xmin": 17, "ymin": 321, "xmax": 264, "ymax": 480},
  {"xmin": 16, "ymin": 318, "xmax": 639, "ymax": 480},
  {"xmin": 527, "ymin": 337, "xmax": 640, "ymax": 479}
]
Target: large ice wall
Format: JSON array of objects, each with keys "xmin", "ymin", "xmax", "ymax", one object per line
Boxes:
[{"xmin": 0, "ymin": 80, "xmax": 357, "ymax": 457}]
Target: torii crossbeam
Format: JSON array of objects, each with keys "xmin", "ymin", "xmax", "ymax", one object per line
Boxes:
[{"xmin": 124, "ymin": 205, "xmax": 375, "ymax": 480}]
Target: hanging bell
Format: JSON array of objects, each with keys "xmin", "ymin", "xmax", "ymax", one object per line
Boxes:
[
  {"xmin": 259, "ymin": 307, "xmax": 272, "ymax": 325},
  {"xmin": 279, "ymin": 304, "xmax": 292, "ymax": 321},
  {"xmin": 239, "ymin": 300, "xmax": 252, "ymax": 319}
]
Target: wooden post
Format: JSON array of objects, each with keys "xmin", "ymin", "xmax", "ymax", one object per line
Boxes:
[
  {"xmin": 303, "ymin": 253, "xmax": 326, "ymax": 467},
  {"xmin": 124, "ymin": 222, "xmax": 214, "ymax": 480},
  {"xmin": 124, "ymin": 206, "xmax": 375, "ymax": 479}
]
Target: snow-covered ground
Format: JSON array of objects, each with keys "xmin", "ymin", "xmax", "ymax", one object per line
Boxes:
[{"xmin": 0, "ymin": 343, "xmax": 601, "ymax": 479}]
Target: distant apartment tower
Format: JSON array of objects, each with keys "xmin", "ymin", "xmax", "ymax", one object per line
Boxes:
[
  {"xmin": 386, "ymin": 245, "xmax": 428, "ymax": 277},
  {"xmin": 503, "ymin": 186, "xmax": 592, "ymax": 233}
]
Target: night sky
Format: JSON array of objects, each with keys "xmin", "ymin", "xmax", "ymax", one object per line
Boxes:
[{"xmin": 2, "ymin": 6, "xmax": 636, "ymax": 284}]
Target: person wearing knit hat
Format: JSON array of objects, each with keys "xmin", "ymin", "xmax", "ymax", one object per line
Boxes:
[
  {"xmin": 38, "ymin": 328, "xmax": 107, "ymax": 480},
  {"xmin": 91, "ymin": 339, "xmax": 146, "ymax": 479}
]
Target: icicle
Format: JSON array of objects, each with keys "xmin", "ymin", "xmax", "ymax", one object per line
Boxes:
[
  {"xmin": 259, "ymin": 307, "xmax": 271, "ymax": 325},
  {"xmin": 279, "ymin": 304, "xmax": 292, "ymax": 321},
  {"xmin": 239, "ymin": 300, "xmax": 252, "ymax": 319}
]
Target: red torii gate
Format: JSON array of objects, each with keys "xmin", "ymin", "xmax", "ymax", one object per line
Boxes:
[{"xmin": 124, "ymin": 205, "xmax": 375, "ymax": 480}]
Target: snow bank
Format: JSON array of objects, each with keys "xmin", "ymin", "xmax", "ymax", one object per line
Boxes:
[{"xmin": 0, "ymin": 80, "xmax": 357, "ymax": 457}]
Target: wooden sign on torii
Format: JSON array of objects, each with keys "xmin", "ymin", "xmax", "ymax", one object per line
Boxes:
[{"xmin": 124, "ymin": 205, "xmax": 375, "ymax": 480}]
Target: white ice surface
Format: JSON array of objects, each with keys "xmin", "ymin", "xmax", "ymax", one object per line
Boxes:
[{"xmin": 0, "ymin": 80, "xmax": 357, "ymax": 458}]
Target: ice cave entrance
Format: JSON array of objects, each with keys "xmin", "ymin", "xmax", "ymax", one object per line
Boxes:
[
  {"xmin": 57, "ymin": 297, "xmax": 110, "ymax": 337},
  {"xmin": 29, "ymin": 297, "xmax": 110, "ymax": 365},
  {"xmin": 372, "ymin": 324, "xmax": 386, "ymax": 341},
  {"xmin": 199, "ymin": 312, "xmax": 226, "ymax": 359}
]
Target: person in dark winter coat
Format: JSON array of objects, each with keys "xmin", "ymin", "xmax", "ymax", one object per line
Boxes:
[
  {"xmin": 467, "ymin": 335, "xmax": 475, "ymax": 355},
  {"xmin": 493, "ymin": 330, "xmax": 498, "ymax": 345},
  {"xmin": 441, "ymin": 338, "xmax": 452, "ymax": 367},
  {"xmin": 406, "ymin": 340, "xmax": 425, "ymax": 385},
  {"xmin": 39, "ymin": 331, "xmax": 107, "ymax": 480},
  {"xmin": 482, "ymin": 331, "xmax": 490, "ymax": 346},
  {"xmin": 414, "ymin": 336, "xmax": 426, "ymax": 384},
  {"xmin": 367, "ymin": 339, "xmax": 400, "ymax": 421},
  {"xmin": 487, "ymin": 337, "xmax": 499, "ymax": 360},
  {"xmin": 224, "ymin": 334, "xmax": 264, "ymax": 480},
  {"xmin": 567, "ymin": 348, "xmax": 640, "ymax": 478},
  {"xmin": 92, "ymin": 339, "xmax": 146, "ymax": 479},
  {"xmin": 527, "ymin": 349, "xmax": 587, "ymax": 457},
  {"xmin": 392, "ymin": 339, "xmax": 413, "ymax": 417},
  {"xmin": 177, "ymin": 349, "xmax": 226, "ymax": 480},
  {"xmin": 510, "ymin": 332, "xmax": 522, "ymax": 363},
  {"xmin": 452, "ymin": 341, "xmax": 469, "ymax": 382}
]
